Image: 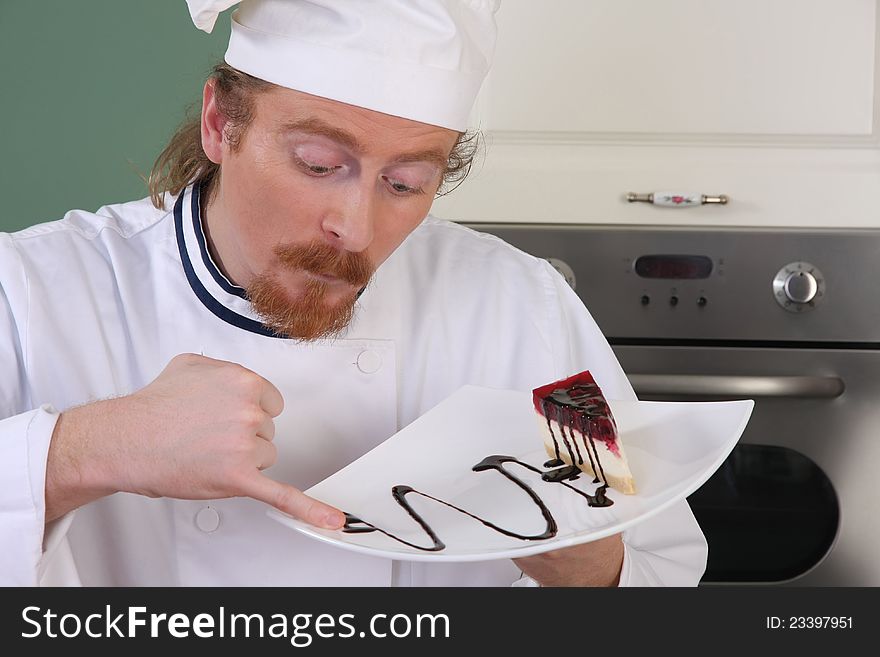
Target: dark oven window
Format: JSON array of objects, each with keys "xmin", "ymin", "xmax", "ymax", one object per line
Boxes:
[{"xmin": 686, "ymin": 444, "xmax": 839, "ymax": 584}]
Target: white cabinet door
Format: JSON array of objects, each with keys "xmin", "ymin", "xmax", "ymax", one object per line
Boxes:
[{"xmin": 433, "ymin": 0, "xmax": 880, "ymax": 228}]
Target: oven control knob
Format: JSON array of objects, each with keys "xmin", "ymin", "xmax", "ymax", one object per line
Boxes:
[
  {"xmin": 545, "ymin": 257, "xmax": 577, "ymax": 290},
  {"xmin": 784, "ymin": 271, "xmax": 818, "ymax": 303},
  {"xmin": 772, "ymin": 262, "xmax": 825, "ymax": 312}
]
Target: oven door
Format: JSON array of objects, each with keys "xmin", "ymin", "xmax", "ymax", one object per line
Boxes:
[{"xmin": 613, "ymin": 344, "xmax": 880, "ymax": 586}]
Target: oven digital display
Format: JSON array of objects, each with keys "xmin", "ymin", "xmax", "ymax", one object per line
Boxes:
[{"xmin": 634, "ymin": 255, "xmax": 713, "ymax": 279}]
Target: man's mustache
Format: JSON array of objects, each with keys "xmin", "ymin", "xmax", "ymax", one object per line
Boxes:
[{"xmin": 274, "ymin": 241, "xmax": 373, "ymax": 287}]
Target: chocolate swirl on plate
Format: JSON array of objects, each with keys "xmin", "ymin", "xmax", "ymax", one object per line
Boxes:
[{"xmin": 343, "ymin": 452, "xmax": 612, "ymax": 552}]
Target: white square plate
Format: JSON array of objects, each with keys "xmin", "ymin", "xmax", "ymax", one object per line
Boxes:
[{"xmin": 268, "ymin": 385, "xmax": 753, "ymax": 562}]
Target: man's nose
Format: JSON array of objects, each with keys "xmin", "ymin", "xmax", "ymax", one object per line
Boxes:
[{"xmin": 321, "ymin": 184, "xmax": 376, "ymax": 252}]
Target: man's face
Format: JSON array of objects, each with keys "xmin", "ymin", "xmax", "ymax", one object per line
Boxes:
[{"xmin": 204, "ymin": 84, "xmax": 459, "ymax": 340}]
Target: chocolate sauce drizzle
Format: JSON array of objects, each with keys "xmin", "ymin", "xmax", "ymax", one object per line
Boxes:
[
  {"xmin": 343, "ymin": 451, "xmax": 613, "ymax": 552},
  {"xmin": 540, "ymin": 382, "xmax": 617, "ymax": 489}
]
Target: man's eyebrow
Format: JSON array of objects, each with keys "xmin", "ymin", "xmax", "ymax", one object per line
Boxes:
[
  {"xmin": 279, "ymin": 118, "xmax": 363, "ymax": 152},
  {"xmin": 390, "ymin": 149, "xmax": 449, "ymax": 170},
  {"xmin": 280, "ymin": 117, "xmax": 450, "ymax": 170}
]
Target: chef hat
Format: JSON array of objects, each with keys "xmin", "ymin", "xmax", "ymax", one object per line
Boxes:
[{"xmin": 185, "ymin": 0, "xmax": 500, "ymax": 131}]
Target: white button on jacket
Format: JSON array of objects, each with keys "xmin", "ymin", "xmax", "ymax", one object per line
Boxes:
[
  {"xmin": 356, "ymin": 350, "xmax": 382, "ymax": 374},
  {"xmin": 195, "ymin": 506, "xmax": 221, "ymax": 534}
]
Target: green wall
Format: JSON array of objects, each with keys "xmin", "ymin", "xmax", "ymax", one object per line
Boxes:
[{"xmin": 0, "ymin": 0, "xmax": 231, "ymax": 232}]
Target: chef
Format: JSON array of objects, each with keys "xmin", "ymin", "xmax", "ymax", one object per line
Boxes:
[{"xmin": 0, "ymin": 0, "xmax": 707, "ymax": 586}]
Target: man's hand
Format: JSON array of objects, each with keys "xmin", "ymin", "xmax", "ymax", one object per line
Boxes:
[
  {"xmin": 45, "ymin": 353, "xmax": 344, "ymax": 529},
  {"xmin": 513, "ymin": 533, "xmax": 624, "ymax": 587}
]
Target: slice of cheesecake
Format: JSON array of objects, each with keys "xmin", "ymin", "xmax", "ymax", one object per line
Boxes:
[{"xmin": 532, "ymin": 370, "xmax": 636, "ymax": 494}]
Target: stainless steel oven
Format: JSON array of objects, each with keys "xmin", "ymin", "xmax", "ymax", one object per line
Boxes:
[{"xmin": 467, "ymin": 224, "xmax": 880, "ymax": 585}]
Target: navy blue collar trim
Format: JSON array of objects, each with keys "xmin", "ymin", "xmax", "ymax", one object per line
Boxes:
[
  {"xmin": 191, "ymin": 184, "xmax": 248, "ymax": 299},
  {"xmin": 174, "ymin": 188, "xmax": 284, "ymax": 339}
]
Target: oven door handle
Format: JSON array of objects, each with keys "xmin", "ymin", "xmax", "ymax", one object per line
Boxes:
[{"xmin": 628, "ymin": 374, "xmax": 845, "ymax": 399}]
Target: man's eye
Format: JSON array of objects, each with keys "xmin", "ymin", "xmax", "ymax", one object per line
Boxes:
[
  {"xmin": 306, "ymin": 163, "xmax": 338, "ymax": 175},
  {"xmin": 383, "ymin": 176, "xmax": 423, "ymax": 195},
  {"xmin": 294, "ymin": 155, "xmax": 339, "ymax": 176}
]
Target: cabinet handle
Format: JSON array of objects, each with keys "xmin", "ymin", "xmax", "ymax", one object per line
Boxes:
[{"xmin": 626, "ymin": 192, "xmax": 729, "ymax": 207}]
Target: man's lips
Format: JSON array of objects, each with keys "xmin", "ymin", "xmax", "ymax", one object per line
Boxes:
[
  {"xmin": 299, "ymin": 264, "xmax": 372, "ymax": 288},
  {"xmin": 305, "ymin": 270, "xmax": 346, "ymax": 285}
]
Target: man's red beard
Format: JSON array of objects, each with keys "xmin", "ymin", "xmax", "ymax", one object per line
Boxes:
[{"xmin": 246, "ymin": 241, "xmax": 373, "ymax": 341}]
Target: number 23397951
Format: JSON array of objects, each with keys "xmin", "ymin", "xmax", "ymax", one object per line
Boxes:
[{"xmin": 766, "ymin": 616, "xmax": 852, "ymax": 629}]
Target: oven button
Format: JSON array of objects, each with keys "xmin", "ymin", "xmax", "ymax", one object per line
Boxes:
[
  {"xmin": 640, "ymin": 294, "xmax": 651, "ymax": 306},
  {"xmin": 669, "ymin": 295, "xmax": 679, "ymax": 306},
  {"xmin": 772, "ymin": 262, "xmax": 825, "ymax": 312},
  {"xmin": 697, "ymin": 296, "xmax": 708, "ymax": 307}
]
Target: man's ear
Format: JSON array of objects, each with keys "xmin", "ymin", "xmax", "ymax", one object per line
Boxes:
[{"xmin": 201, "ymin": 80, "xmax": 225, "ymax": 164}]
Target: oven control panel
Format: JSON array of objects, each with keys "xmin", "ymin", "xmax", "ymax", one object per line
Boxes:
[
  {"xmin": 462, "ymin": 224, "xmax": 880, "ymax": 343},
  {"xmin": 631, "ymin": 253, "xmax": 719, "ymax": 310},
  {"xmin": 534, "ymin": 252, "xmax": 831, "ymax": 316}
]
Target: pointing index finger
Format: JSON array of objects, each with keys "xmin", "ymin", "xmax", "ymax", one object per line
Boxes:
[{"xmin": 240, "ymin": 471, "xmax": 344, "ymax": 529}]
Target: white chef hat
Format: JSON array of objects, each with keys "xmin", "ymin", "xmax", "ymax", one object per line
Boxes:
[{"xmin": 185, "ymin": 0, "xmax": 500, "ymax": 131}]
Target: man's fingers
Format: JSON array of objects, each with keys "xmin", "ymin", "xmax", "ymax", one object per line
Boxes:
[
  {"xmin": 173, "ymin": 353, "xmax": 285, "ymax": 418},
  {"xmin": 259, "ymin": 379, "xmax": 285, "ymax": 418},
  {"xmin": 256, "ymin": 415, "xmax": 276, "ymax": 441},
  {"xmin": 239, "ymin": 473, "xmax": 344, "ymax": 529},
  {"xmin": 253, "ymin": 439, "xmax": 277, "ymax": 471}
]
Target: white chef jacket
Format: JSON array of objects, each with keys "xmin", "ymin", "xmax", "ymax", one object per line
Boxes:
[{"xmin": 0, "ymin": 183, "xmax": 707, "ymax": 586}]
